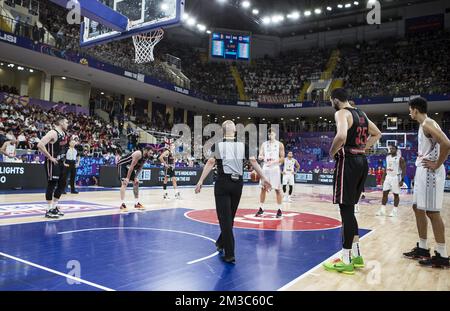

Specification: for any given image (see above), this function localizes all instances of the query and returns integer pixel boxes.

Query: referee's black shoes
[215,243,224,253]
[222,256,236,264]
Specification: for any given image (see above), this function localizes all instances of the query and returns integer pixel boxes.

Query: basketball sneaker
[418,251,449,269]
[323,258,355,275]
[403,243,431,260]
[376,206,386,216]
[389,207,398,217]
[120,203,127,210]
[352,256,365,268]
[355,204,360,213]
[134,203,145,210]
[276,209,282,218]
[163,193,170,200]
[45,209,59,219]
[255,208,264,217]
[54,206,64,216]
[175,192,181,200]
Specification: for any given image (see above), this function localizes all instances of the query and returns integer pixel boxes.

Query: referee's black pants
[65,160,77,191]
[214,175,243,258]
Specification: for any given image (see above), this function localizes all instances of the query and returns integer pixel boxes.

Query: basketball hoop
[132,28,164,64]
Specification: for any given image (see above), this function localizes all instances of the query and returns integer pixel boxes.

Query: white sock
[134,198,139,205]
[419,238,428,249]
[352,242,361,257]
[436,243,448,258]
[121,201,125,206]
[47,202,53,211]
[277,204,282,211]
[52,201,58,209]
[260,203,264,210]
[341,248,352,265]
[380,205,386,210]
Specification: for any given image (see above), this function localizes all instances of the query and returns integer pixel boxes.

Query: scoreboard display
[211,32,251,61]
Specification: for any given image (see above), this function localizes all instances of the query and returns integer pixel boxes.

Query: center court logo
[185,209,341,231]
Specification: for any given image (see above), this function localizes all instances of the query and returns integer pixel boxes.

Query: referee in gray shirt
[195,120,271,264]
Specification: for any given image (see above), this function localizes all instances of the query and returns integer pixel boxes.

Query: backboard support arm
[49,0,128,32]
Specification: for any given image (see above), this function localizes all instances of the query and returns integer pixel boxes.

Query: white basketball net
[132,28,164,64]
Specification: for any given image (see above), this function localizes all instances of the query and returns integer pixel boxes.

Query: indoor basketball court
[0,184,448,291]
[0,0,449,305]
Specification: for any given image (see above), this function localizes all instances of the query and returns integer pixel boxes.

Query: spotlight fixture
[241,1,250,9]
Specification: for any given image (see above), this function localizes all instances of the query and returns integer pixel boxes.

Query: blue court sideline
[0,208,369,291]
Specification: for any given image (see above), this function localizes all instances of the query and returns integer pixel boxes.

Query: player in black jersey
[323,88,381,275]
[37,117,69,219]
[118,146,152,210]
[159,146,180,200]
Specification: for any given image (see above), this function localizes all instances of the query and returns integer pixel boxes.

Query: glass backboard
[80,0,184,47]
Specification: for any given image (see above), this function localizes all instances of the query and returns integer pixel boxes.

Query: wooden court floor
[0,184,448,291]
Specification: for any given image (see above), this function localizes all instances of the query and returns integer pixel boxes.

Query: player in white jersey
[282,151,300,202]
[376,145,406,217]
[255,129,285,218]
[403,97,449,268]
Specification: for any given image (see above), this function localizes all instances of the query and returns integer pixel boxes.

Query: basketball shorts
[282,172,295,186]
[261,166,281,190]
[413,166,445,212]
[45,160,64,181]
[165,166,175,178]
[383,175,401,194]
[333,155,368,205]
[118,164,137,183]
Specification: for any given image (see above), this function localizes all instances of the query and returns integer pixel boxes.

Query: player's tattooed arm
[365,119,382,151]
[126,151,141,181]
[422,119,450,169]
[37,130,58,163]
[329,110,349,157]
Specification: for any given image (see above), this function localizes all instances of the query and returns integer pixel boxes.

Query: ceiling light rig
[189,0,365,31]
